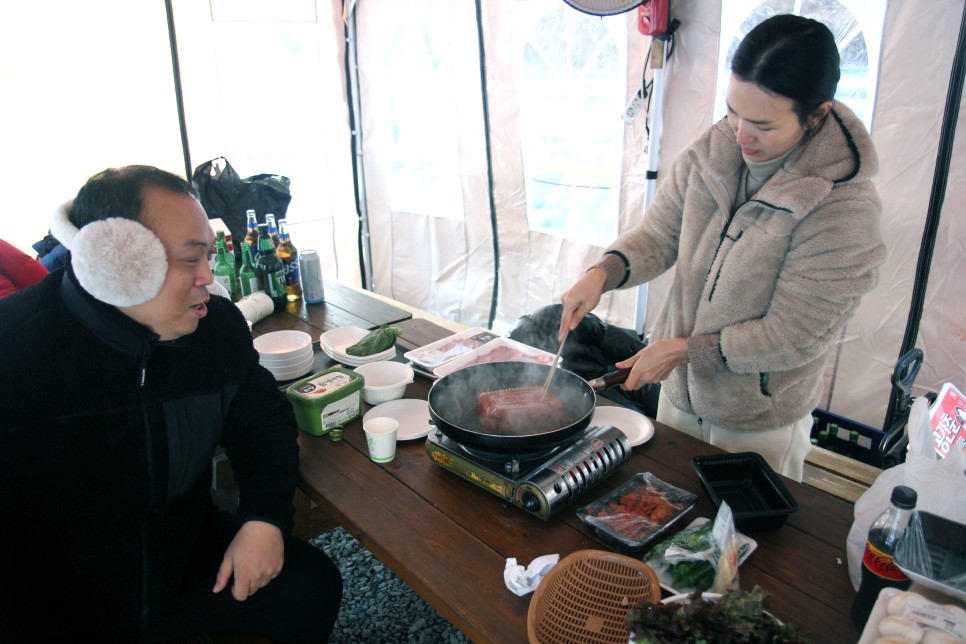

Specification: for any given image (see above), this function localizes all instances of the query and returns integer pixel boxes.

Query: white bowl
[254,330,312,356]
[259,345,314,367]
[353,361,414,405]
[266,355,315,381]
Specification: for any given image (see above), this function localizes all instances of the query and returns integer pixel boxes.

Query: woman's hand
[213,520,285,601]
[615,338,689,390]
[558,268,607,341]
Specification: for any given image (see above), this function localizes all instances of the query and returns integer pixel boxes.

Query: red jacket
[0,238,47,298]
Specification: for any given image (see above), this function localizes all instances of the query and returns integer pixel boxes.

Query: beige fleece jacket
[598,101,886,431]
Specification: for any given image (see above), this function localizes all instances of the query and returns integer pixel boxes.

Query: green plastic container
[286,367,364,436]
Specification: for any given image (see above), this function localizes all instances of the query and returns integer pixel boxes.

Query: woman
[558,14,885,481]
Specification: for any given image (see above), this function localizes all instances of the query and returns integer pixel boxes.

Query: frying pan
[427,361,629,452]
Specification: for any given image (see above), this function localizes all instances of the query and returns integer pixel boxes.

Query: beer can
[299,249,325,303]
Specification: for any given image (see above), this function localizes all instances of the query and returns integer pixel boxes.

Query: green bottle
[212,238,239,302]
[255,223,287,312]
[848,430,860,459]
[824,423,837,452]
[238,242,261,297]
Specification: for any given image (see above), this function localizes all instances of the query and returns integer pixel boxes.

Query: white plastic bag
[847,397,966,589]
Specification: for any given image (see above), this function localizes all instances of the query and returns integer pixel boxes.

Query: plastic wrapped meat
[476,386,571,434]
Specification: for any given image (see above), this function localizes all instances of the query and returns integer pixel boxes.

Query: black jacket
[0,267,299,640]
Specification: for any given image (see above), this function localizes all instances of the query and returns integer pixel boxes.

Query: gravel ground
[310,527,472,644]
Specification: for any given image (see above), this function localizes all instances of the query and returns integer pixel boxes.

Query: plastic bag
[645,509,753,593]
[847,396,966,589]
[191,157,292,261]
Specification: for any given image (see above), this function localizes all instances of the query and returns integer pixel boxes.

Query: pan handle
[587,368,631,390]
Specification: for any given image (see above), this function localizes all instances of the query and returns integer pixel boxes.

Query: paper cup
[363,417,398,463]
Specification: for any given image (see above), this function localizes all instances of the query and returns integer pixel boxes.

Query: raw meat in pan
[476,386,572,434]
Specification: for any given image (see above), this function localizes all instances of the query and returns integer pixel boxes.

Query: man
[0,166,341,642]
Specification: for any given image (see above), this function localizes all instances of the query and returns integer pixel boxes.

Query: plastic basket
[527,549,661,644]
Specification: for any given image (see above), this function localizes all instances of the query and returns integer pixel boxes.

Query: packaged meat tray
[578,472,698,552]
[403,327,499,370]
[432,337,557,378]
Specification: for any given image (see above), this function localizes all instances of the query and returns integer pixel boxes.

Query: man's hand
[616,338,689,390]
[213,520,285,601]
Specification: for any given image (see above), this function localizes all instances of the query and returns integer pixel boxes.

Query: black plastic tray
[691,452,799,531]
[895,511,966,600]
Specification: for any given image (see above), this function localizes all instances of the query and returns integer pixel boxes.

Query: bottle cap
[891,485,917,509]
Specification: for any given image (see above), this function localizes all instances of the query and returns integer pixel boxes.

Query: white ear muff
[52,204,168,307]
[73,219,168,306]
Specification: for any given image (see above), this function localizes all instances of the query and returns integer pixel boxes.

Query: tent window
[714,0,886,130]
[520,4,626,247]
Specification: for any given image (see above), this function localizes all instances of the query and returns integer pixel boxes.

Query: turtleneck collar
[61,262,160,358]
[744,145,798,199]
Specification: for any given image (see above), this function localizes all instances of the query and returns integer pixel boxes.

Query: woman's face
[725,74,808,163]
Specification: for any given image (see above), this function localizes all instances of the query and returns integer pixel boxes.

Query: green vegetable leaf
[345,325,402,356]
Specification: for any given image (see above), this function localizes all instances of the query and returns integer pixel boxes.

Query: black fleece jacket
[0,266,299,640]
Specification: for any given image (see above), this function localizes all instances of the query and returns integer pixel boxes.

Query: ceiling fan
[561,0,645,17]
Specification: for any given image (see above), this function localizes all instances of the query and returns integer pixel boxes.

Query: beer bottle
[277,219,302,302]
[212,238,240,302]
[254,223,287,312]
[243,210,260,262]
[238,241,261,297]
[827,423,840,452]
[847,430,860,459]
[851,486,917,627]
[265,214,280,248]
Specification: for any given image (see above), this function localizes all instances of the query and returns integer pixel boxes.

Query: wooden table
[256,292,862,644]
[251,278,413,339]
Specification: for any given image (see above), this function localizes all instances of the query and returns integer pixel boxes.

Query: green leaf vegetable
[626,586,809,643]
[646,522,750,592]
[345,325,403,357]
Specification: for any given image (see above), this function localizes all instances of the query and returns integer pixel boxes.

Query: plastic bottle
[851,485,917,627]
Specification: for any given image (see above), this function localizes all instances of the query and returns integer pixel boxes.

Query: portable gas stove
[425,425,630,520]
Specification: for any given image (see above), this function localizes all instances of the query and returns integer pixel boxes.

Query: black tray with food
[691,452,798,531]
[577,472,697,552]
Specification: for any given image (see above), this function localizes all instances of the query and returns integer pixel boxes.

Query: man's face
[118,188,215,340]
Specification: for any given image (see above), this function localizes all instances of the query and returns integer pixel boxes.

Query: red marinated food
[476,386,571,433]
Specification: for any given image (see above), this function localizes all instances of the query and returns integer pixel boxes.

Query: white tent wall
[0,1,186,253]
[1,0,360,288]
[484,2,647,335]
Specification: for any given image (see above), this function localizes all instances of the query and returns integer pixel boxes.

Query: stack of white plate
[254,330,315,380]
[320,326,396,367]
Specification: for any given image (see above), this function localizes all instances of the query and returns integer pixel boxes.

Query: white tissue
[504,554,559,596]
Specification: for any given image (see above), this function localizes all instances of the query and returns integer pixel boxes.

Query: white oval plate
[363,399,434,441]
[591,406,654,446]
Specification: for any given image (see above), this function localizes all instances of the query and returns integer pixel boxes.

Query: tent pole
[633,38,666,335]
[883,4,966,430]
[345,4,374,291]
[164,0,191,180]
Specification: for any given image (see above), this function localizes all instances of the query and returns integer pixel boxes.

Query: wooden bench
[803,445,882,503]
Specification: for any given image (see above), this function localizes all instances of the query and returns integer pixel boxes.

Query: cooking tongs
[540,329,569,398]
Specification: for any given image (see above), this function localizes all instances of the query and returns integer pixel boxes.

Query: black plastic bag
[507,304,659,417]
[191,157,292,260]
